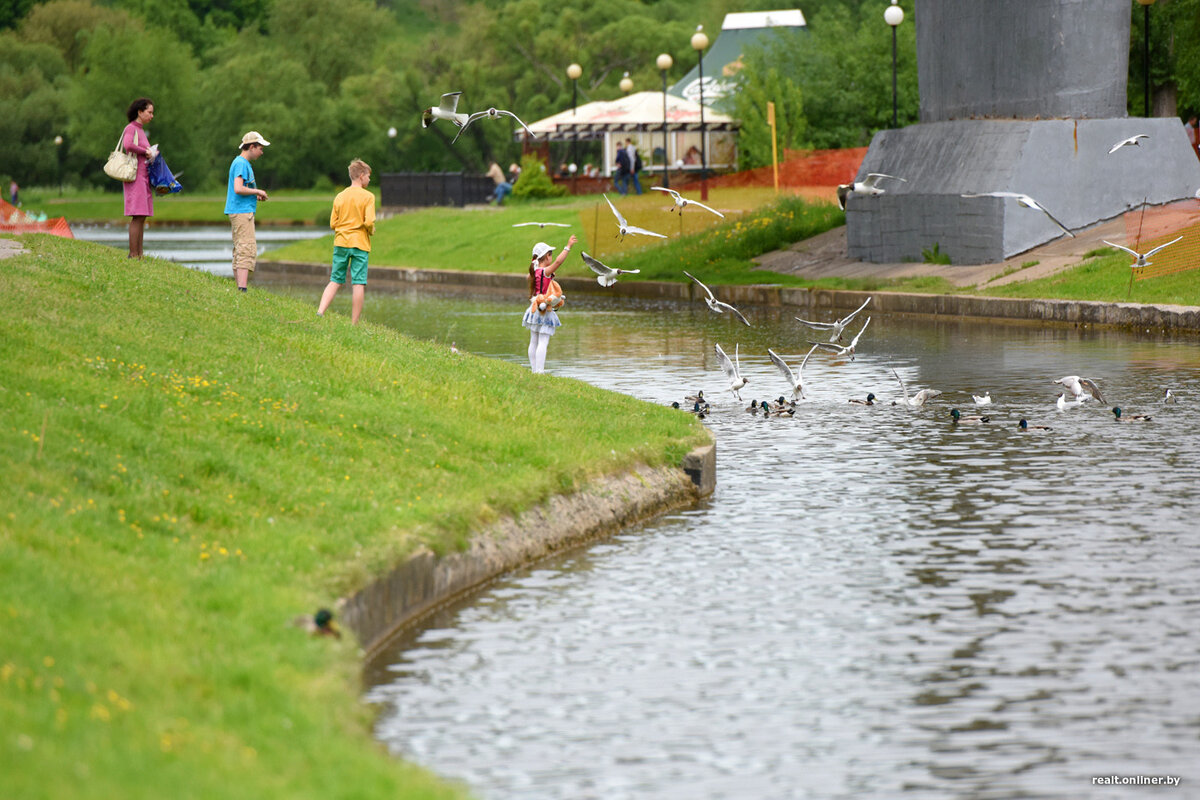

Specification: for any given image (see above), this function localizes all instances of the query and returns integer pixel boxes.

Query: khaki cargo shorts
[229,212,256,273]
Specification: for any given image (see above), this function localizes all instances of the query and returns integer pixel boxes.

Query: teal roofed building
[670,10,808,110]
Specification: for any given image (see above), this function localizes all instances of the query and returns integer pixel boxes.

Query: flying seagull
[808,317,871,361]
[580,251,640,287]
[421,92,469,134]
[961,191,1075,238]
[768,344,819,401]
[603,194,667,240]
[794,296,871,343]
[513,222,571,229]
[683,270,751,326]
[1054,375,1104,404]
[1102,236,1183,269]
[837,173,906,210]
[714,343,748,401]
[650,186,725,218]
[452,106,537,144]
[891,367,942,407]
[1108,134,1149,154]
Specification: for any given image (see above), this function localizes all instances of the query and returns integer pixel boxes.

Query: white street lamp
[657,52,673,189]
[884,1,904,128]
[691,25,710,200]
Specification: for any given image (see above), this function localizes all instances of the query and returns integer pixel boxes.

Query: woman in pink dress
[122,97,155,258]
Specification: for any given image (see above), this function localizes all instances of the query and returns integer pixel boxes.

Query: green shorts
[331,246,369,285]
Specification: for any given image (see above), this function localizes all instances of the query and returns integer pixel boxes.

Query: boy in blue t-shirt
[225,131,270,292]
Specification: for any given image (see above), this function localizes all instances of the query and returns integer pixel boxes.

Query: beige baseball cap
[238,131,270,150]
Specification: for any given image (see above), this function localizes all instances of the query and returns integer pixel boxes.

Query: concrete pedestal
[846,119,1200,265]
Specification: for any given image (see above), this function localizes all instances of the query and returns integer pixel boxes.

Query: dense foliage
[1,0,1192,191]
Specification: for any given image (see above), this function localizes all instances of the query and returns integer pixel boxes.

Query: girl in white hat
[523,234,577,373]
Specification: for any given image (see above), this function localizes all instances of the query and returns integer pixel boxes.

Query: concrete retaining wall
[343,447,715,658]
[258,261,1200,333]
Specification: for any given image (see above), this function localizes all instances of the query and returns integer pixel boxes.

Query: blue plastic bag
[148,154,183,194]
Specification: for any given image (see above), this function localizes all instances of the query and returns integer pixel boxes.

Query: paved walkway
[753,217,1128,288]
[0,238,28,260]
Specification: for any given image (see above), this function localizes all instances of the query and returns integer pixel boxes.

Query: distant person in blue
[224,131,270,292]
[624,139,643,195]
[487,161,512,204]
[613,144,631,195]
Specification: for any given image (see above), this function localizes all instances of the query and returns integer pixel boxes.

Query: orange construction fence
[1,199,74,239]
[1120,198,1200,281]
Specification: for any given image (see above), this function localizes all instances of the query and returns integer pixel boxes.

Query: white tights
[528,331,551,373]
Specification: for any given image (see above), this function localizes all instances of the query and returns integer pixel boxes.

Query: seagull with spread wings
[891,367,942,407]
[1102,236,1183,269]
[768,345,819,401]
[650,186,725,218]
[452,106,537,144]
[713,343,748,401]
[836,173,906,210]
[603,194,667,240]
[580,251,640,287]
[421,92,469,134]
[1054,375,1104,404]
[961,191,1075,238]
[683,270,751,326]
[794,296,871,343]
[808,317,871,361]
[1108,134,1149,154]
[513,222,570,229]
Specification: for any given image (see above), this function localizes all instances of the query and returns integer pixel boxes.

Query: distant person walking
[625,139,643,195]
[123,98,157,258]
[523,234,577,373]
[613,144,631,195]
[224,131,270,292]
[317,159,376,325]
[9,179,18,208]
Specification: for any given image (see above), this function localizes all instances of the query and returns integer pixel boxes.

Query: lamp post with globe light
[691,25,709,201]
[884,1,904,128]
[54,134,64,195]
[657,52,673,189]
[568,63,582,193]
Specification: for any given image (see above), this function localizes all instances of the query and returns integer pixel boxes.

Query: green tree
[730,55,807,170]
[0,31,70,186]
[67,23,202,184]
[18,0,136,70]
[265,0,396,92]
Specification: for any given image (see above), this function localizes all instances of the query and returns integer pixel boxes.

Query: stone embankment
[259,260,1200,333]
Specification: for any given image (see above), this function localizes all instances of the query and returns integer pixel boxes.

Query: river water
[72,224,327,275]
[266,285,1200,799]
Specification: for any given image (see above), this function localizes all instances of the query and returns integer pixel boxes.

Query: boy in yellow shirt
[317,159,376,324]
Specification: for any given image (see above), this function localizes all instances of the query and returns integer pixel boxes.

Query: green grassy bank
[0,234,708,799]
[24,187,357,226]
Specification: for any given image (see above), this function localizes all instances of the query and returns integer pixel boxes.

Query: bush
[511,154,567,200]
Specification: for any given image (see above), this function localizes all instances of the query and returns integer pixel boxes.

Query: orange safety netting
[675,146,868,191]
[1121,198,1200,281]
[1,199,75,239]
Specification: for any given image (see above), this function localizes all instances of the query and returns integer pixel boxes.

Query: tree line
[1,0,1193,191]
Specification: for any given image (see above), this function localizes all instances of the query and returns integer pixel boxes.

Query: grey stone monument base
[846,119,1200,265]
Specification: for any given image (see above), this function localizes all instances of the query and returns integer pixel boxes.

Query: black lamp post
[657,53,673,189]
[692,25,709,201]
[568,62,582,193]
[1137,0,1156,117]
[885,1,904,128]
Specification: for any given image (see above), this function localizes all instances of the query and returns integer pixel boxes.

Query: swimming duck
[684,390,706,405]
[1112,406,1151,422]
[950,408,989,424]
[293,608,341,639]
[848,392,877,406]
[690,401,708,420]
[745,399,761,414]
[1018,419,1051,431]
